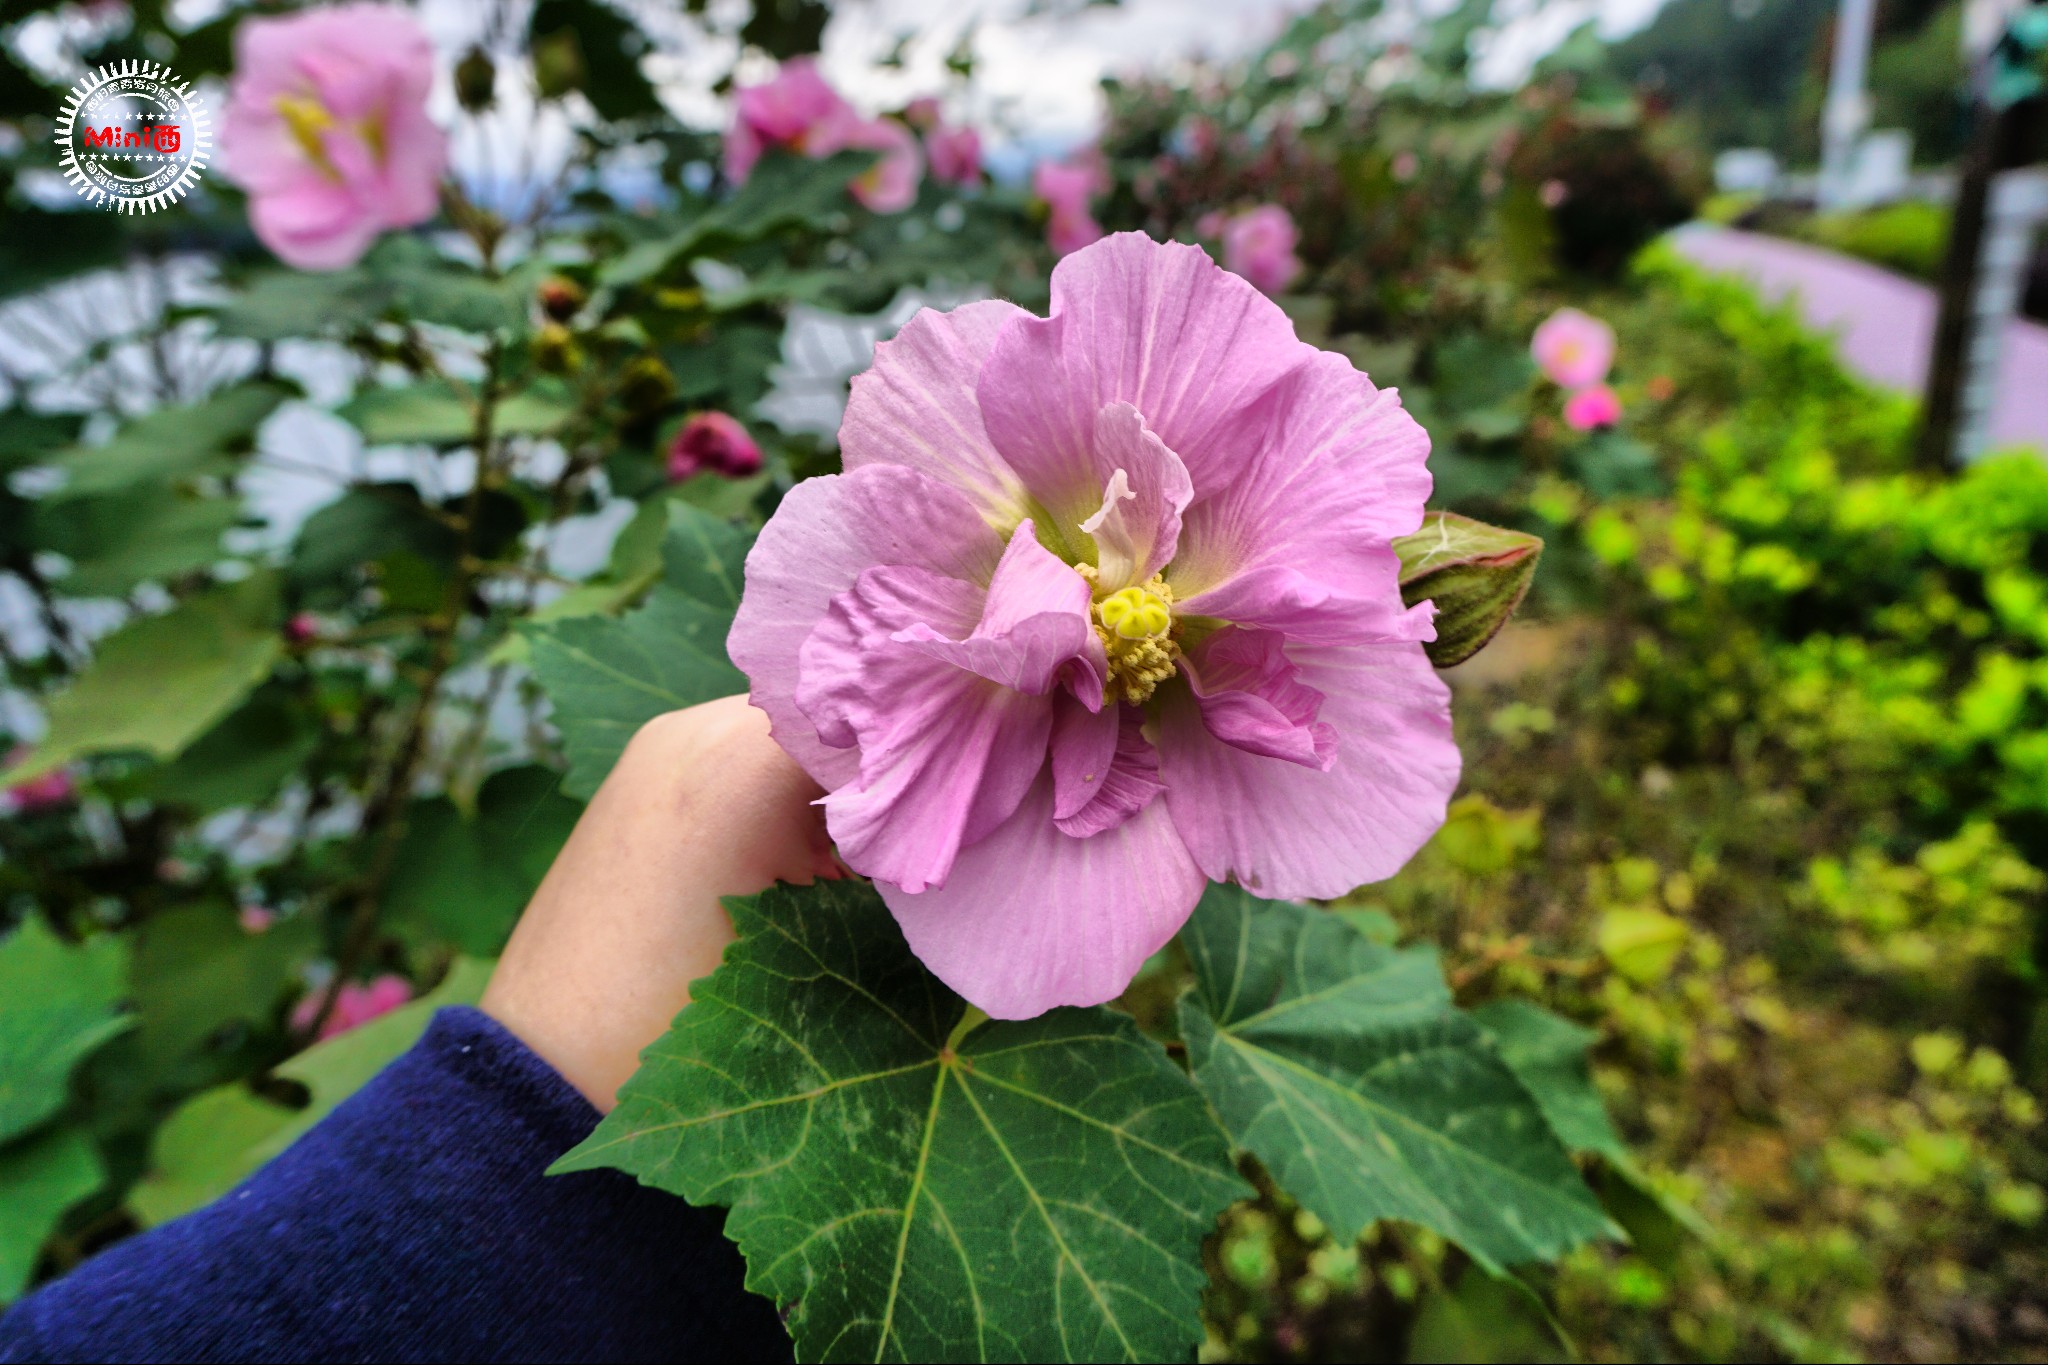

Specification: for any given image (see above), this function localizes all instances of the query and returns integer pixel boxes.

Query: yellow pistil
[1077,566,1182,705]
[275,93,339,177]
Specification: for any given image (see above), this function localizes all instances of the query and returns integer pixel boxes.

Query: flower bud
[618,355,676,416]
[537,275,585,322]
[1392,511,1543,669]
[532,322,582,375]
[667,411,764,481]
[283,612,320,645]
[455,46,496,113]
[532,29,585,102]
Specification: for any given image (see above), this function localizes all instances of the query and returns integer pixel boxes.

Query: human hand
[480,695,837,1111]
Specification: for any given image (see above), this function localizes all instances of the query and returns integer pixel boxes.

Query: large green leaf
[1469,1000,1626,1164]
[130,904,318,1078]
[3,572,284,783]
[526,504,750,797]
[385,766,582,956]
[143,684,321,816]
[1177,886,1614,1271]
[49,382,290,499]
[32,488,239,596]
[129,959,491,1226]
[340,379,574,446]
[555,880,1248,1363]
[0,1127,103,1303]
[0,921,130,1144]
[600,151,873,289]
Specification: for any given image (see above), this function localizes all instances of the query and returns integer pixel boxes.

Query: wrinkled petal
[1180,627,1335,770]
[1050,699,1166,838]
[1073,402,1191,591]
[1158,639,1459,898]
[729,466,1006,788]
[882,768,1204,1018]
[977,232,1308,500]
[841,300,1033,521]
[799,565,1052,893]
[896,523,1099,697]
[1173,555,1435,647]
[1170,348,1431,596]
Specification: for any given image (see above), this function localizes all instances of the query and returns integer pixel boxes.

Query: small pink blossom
[284,612,320,644]
[731,233,1457,1019]
[292,973,413,1041]
[1531,307,1616,391]
[221,5,448,271]
[1563,383,1623,430]
[903,96,942,131]
[1217,205,1303,296]
[924,123,982,187]
[239,905,277,935]
[1033,160,1105,257]
[668,411,764,481]
[841,117,924,213]
[1390,151,1419,182]
[5,752,74,814]
[724,56,854,184]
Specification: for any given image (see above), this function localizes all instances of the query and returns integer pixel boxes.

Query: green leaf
[1470,1000,1626,1164]
[130,904,318,1078]
[1393,511,1543,668]
[3,573,284,783]
[600,151,873,289]
[555,880,1248,1363]
[1596,908,1687,985]
[32,488,239,596]
[1177,886,1614,1271]
[214,266,382,341]
[49,382,290,500]
[386,767,582,956]
[525,504,751,798]
[1408,1268,1569,1364]
[129,959,491,1227]
[340,379,573,446]
[0,921,130,1144]
[143,684,321,815]
[0,410,83,476]
[0,1127,103,1303]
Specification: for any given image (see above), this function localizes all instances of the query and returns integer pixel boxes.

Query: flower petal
[729,466,1006,788]
[976,232,1309,503]
[881,767,1204,1018]
[1173,555,1435,647]
[799,564,1052,893]
[840,299,1034,521]
[1158,639,1459,897]
[1180,627,1336,770]
[1050,699,1167,838]
[1075,402,1191,592]
[895,522,1100,697]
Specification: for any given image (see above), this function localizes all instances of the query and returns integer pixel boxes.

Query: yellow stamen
[275,93,338,177]
[1079,570,1182,705]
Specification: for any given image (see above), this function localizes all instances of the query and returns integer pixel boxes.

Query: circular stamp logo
[54,60,211,215]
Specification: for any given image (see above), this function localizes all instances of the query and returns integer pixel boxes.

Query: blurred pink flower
[1218,205,1303,295]
[292,974,413,1041]
[724,56,854,183]
[1390,151,1419,183]
[1563,383,1623,431]
[730,232,1456,1019]
[221,4,447,271]
[903,96,942,131]
[5,750,74,813]
[239,905,277,934]
[841,116,924,213]
[1531,307,1616,391]
[924,123,982,187]
[284,612,320,644]
[667,411,764,481]
[1033,160,1104,257]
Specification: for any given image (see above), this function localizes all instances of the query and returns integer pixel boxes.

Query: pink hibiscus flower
[840,116,924,213]
[291,973,414,1041]
[1531,307,1615,391]
[723,56,854,184]
[667,411,764,481]
[925,123,982,187]
[1563,383,1623,431]
[1033,160,1105,257]
[730,232,1459,1019]
[221,5,448,272]
[1217,204,1304,295]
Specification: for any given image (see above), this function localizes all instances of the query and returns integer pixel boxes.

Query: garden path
[1670,223,2048,454]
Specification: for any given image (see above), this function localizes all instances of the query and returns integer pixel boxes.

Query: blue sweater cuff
[0,1006,791,1364]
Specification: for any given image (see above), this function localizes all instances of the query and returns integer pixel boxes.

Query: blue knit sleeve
[0,1006,792,1364]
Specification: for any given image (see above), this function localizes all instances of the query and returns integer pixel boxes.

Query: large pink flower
[731,233,1459,1019]
[1531,307,1615,391]
[1218,204,1304,295]
[221,4,447,272]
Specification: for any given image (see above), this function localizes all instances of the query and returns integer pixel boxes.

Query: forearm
[0,1007,790,1364]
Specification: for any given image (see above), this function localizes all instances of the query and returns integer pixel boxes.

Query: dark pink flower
[284,612,320,644]
[1563,384,1622,430]
[221,5,447,271]
[292,973,414,1041]
[1218,205,1303,295]
[925,124,982,187]
[5,756,75,813]
[724,56,854,183]
[730,233,1456,1019]
[668,412,764,481]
